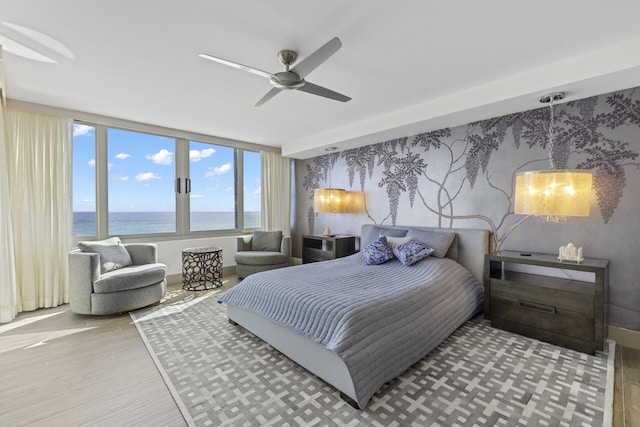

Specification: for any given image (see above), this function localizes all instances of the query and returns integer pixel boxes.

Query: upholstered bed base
[227,304,359,404]
[226,225,490,407]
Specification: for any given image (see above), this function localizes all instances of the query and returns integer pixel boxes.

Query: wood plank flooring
[615,344,640,426]
[0,276,638,426]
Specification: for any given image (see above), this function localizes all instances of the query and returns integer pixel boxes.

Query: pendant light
[514,92,593,222]
[314,147,347,213]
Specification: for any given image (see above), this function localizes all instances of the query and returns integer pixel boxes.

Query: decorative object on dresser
[558,241,584,263]
[484,250,608,354]
[302,234,356,263]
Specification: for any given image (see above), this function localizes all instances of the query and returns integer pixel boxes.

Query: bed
[218,224,490,409]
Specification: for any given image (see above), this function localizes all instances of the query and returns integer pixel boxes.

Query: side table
[484,250,608,354]
[182,246,223,291]
[302,235,357,263]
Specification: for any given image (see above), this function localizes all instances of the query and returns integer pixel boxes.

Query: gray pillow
[78,236,133,273]
[361,226,408,248]
[251,231,283,252]
[405,229,456,258]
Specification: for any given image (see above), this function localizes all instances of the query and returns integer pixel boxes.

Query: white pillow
[383,235,412,250]
[78,236,133,273]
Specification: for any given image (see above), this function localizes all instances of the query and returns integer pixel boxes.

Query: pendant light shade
[313,188,347,213]
[513,92,593,221]
[514,169,592,218]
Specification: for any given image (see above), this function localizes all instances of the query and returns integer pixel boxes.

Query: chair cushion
[235,251,288,266]
[251,231,283,252]
[78,237,133,273]
[93,263,167,293]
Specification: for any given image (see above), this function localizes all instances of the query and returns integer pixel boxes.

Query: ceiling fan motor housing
[270,71,305,90]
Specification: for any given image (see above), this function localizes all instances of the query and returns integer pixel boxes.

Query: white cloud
[118,176,129,182]
[190,194,206,199]
[135,172,161,182]
[73,124,93,137]
[223,186,234,193]
[204,163,232,177]
[253,186,261,195]
[146,149,173,165]
[114,152,131,160]
[190,148,215,162]
[88,159,113,168]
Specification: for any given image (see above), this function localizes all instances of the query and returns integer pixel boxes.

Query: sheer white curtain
[3,108,73,316]
[261,151,291,235]
[0,103,18,322]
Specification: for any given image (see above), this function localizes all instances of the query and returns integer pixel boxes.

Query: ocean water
[73,211,261,236]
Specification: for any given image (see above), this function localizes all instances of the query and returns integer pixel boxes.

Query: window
[72,123,96,237]
[189,141,236,232]
[72,122,263,238]
[243,150,262,229]
[108,128,177,235]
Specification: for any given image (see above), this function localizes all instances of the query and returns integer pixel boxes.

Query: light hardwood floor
[1,277,638,426]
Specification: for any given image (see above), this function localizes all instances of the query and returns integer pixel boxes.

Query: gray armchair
[69,238,167,315]
[234,231,291,279]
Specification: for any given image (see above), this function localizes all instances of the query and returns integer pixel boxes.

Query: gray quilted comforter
[218,252,483,408]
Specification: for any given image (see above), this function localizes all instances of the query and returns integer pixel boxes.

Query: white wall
[155,236,239,276]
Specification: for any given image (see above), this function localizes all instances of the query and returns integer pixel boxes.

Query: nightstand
[302,235,357,264]
[484,251,608,354]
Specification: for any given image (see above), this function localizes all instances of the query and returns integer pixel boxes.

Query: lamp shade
[514,170,592,217]
[313,188,347,213]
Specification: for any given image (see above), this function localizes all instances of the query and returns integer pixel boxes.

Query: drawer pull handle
[519,300,556,314]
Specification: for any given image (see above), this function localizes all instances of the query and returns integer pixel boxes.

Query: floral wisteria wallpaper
[293,86,640,331]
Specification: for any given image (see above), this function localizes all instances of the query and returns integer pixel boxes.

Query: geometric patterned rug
[131,295,614,427]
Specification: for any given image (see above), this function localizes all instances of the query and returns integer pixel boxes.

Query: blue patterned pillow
[362,235,394,265]
[393,240,435,266]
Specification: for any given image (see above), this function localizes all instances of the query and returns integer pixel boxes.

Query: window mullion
[236,148,244,231]
[95,124,109,239]
[176,138,189,235]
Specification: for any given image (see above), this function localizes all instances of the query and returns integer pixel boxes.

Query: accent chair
[234,231,291,279]
[69,237,167,315]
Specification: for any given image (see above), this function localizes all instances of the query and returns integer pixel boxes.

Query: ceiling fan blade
[255,87,282,107]
[198,53,272,79]
[291,37,342,79]
[297,82,351,103]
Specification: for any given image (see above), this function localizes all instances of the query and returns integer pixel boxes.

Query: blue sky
[72,124,261,212]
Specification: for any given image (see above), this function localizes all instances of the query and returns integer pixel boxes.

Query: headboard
[360,224,490,284]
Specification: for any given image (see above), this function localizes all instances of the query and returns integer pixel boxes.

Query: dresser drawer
[491,280,595,342]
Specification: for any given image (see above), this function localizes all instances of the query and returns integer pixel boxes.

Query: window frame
[72,120,264,241]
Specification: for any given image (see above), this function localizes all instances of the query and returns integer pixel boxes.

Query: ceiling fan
[199,37,351,107]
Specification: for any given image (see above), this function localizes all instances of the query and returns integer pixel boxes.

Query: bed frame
[227,225,490,407]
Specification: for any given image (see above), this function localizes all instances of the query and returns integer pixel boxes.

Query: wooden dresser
[484,251,608,354]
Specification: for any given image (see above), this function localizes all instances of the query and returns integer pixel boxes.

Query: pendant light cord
[548,100,556,170]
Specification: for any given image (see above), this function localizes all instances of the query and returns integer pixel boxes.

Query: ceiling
[2,1,640,159]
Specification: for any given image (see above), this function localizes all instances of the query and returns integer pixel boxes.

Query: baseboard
[167,273,182,285]
[608,325,640,350]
